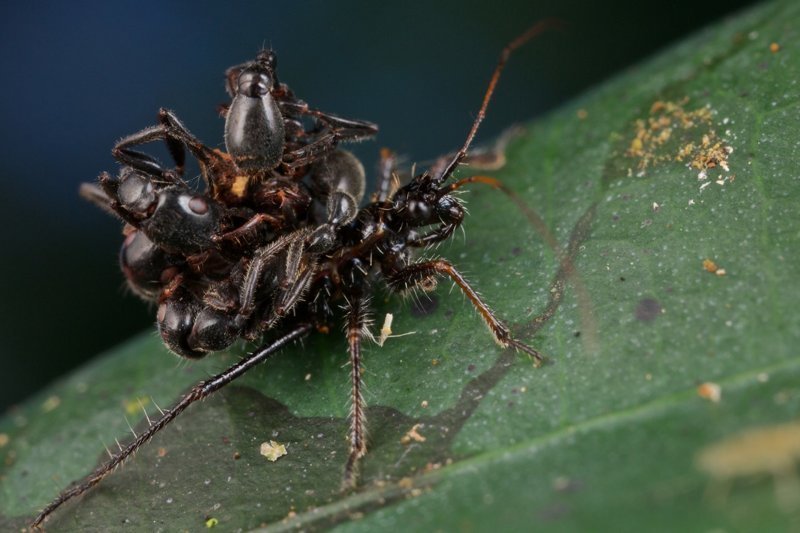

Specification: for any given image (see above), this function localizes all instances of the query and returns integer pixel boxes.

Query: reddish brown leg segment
[389,259,543,365]
[342,296,368,489]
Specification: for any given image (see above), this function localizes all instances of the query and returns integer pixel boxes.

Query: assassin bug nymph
[32,21,556,529]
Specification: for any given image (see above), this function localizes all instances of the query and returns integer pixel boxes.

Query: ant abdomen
[187,308,239,353]
[157,290,207,359]
[157,283,241,357]
[225,66,285,174]
[119,229,181,301]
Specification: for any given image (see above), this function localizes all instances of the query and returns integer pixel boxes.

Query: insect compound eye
[237,70,272,98]
[117,170,156,215]
[406,198,431,221]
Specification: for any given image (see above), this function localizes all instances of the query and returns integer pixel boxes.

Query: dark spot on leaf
[444,308,454,319]
[467,364,476,372]
[511,247,522,256]
[635,298,662,322]
[574,331,581,338]
[619,276,626,282]
[410,294,438,317]
[538,502,571,522]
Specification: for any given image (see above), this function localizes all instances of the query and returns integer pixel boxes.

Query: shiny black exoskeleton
[81,48,376,359]
[224,50,286,173]
[36,21,557,529]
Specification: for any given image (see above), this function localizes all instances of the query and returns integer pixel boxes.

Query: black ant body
[79,50,375,358]
[32,21,555,529]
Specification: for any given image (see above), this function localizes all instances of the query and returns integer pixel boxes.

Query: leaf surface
[3,2,800,530]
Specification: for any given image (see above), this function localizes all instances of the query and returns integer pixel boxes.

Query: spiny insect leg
[388,259,543,365]
[342,296,369,489]
[31,324,311,530]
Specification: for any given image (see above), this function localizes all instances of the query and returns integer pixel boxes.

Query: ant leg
[112,124,180,181]
[156,108,224,170]
[79,172,144,228]
[113,109,222,181]
[235,228,312,324]
[306,151,366,252]
[387,259,543,365]
[279,100,378,140]
[30,324,312,530]
[342,295,369,489]
[265,259,318,328]
[78,182,120,219]
[212,212,282,247]
[373,148,398,203]
[282,127,373,170]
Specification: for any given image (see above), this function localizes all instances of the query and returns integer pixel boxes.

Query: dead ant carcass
[32,21,554,529]
[80,51,377,357]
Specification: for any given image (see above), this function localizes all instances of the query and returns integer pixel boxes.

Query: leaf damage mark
[635,298,663,322]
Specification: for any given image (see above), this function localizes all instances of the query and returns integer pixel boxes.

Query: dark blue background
[0,0,756,410]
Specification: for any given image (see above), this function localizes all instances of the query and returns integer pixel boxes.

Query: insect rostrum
[32,21,554,529]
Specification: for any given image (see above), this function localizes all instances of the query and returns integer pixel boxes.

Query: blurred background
[0,0,757,411]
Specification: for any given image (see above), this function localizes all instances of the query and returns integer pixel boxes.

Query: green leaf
[3,2,799,530]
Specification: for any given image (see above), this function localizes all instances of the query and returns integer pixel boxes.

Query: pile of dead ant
[32,21,556,529]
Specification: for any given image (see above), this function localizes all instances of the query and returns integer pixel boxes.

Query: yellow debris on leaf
[260,440,288,462]
[41,396,61,413]
[697,382,722,403]
[401,423,427,445]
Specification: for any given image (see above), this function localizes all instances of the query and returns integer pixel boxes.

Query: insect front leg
[387,258,543,365]
[112,125,182,180]
[279,100,378,142]
[305,150,366,252]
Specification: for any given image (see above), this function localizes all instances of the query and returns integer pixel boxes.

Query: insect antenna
[433,18,563,185]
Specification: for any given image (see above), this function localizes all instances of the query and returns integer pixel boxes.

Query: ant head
[225,50,278,99]
[117,168,157,217]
